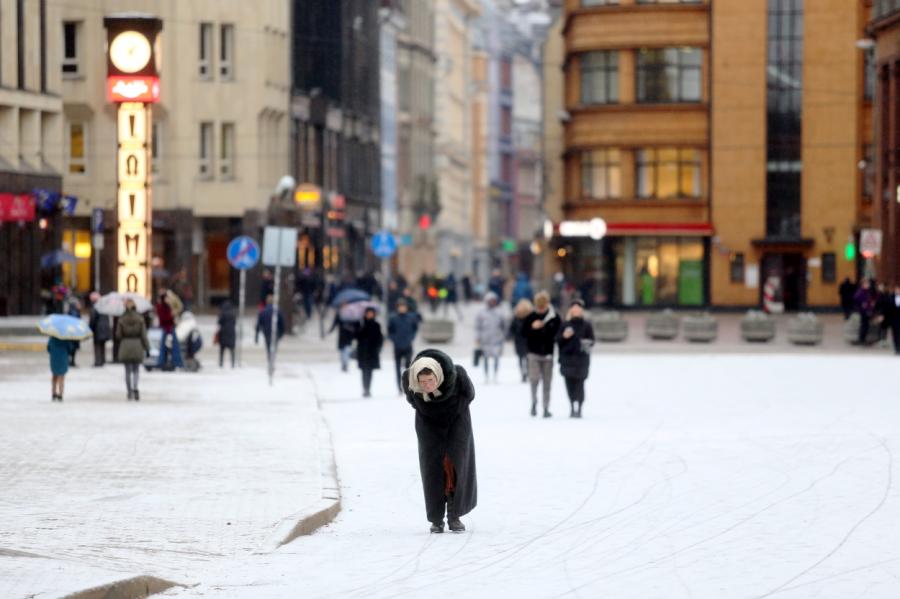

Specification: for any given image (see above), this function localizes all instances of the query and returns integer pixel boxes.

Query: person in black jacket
[523,291,561,418]
[388,299,420,394]
[556,299,594,418]
[217,300,237,368]
[402,348,477,534]
[885,283,900,354]
[88,292,111,367]
[330,307,361,372]
[838,277,856,320]
[509,298,533,383]
[255,294,285,361]
[356,307,384,397]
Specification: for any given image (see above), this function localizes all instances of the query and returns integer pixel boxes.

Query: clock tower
[104,16,162,297]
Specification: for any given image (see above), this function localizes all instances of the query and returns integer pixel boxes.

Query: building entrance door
[761,253,806,311]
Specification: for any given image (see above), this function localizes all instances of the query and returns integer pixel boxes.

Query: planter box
[645,309,679,340]
[787,313,824,345]
[683,313,718,343]
[592,311,628,342]
[419,319,454,343]
[843,313,880,345]
[741,310,775,342]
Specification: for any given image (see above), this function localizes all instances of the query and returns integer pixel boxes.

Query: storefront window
[614,237,705,306]
[61,229,91,293]
[581,148,621,199]
[636,148,701,199]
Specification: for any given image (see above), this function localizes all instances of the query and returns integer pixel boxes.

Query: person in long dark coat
[886,283,900,355]
[330,308,360,372]
[839,277,856,320]
[556,299,595,418]
[854,280,876,345]
[402,349,477,534]
[217,300,237,368]
[509,298,533,383]
[356,307,383,397]
[88,292,111,367]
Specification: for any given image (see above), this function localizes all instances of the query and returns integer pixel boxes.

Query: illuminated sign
[558,218,607,240]
[294,183,322,206]
[107,76,160,103]
[115,102,151,296]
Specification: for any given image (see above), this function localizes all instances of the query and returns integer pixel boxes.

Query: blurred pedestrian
[356,307,383,398]
[116,299,149,400]
[88,291,111,367]
[330,306,360,372]
[854,279,876,346]
[296,268,315,320]
[259,269,275,309]
[217,300,237,368]
[461,274,473,303]
[509,298,533,383]
[511,272,533,307]
[556,299,594,418]
[488,270,505,302]
[66,296,82,367]
[442,273,463,321]
[389,299,419,394]
[47,336,73,402]
[839,277,856,320]
[256,294,285,362]
[475,292,506,383]
[155,291,184,369]
[524,291,561,418]
[875,283,892,346]
[887,283,900,355]
[401,349,477,534]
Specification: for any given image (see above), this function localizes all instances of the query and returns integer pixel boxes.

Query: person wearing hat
[388,299,420,394]
[556,298,594,418]
[402,349,477,533]
[523,290,561,417]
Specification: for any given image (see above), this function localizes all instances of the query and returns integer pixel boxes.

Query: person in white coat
[475,292,506,383]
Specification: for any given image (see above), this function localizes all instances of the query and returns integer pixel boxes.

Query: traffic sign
[227,236,261,270]
[262,226,297,267]
[371,231,397,258]
[92,208,104,233]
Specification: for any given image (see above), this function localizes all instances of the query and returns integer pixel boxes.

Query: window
[580,51,618,104]
[199,122,213,177]
[500,106,512,136]
[199,23,213,78]
[637,148,701,199]
[636,48,702,103]
[730,253,745,283]
[822,253,836,283]
[220,24,234,79]
[151,121,161,174]
[68,122,86,174]
[581,149,621,199]
[501,59,512,90]
[220,122,235,178]
[501,153,513,184]
[62,21,80,76]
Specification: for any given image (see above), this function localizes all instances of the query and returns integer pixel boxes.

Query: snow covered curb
[60,575,180,599]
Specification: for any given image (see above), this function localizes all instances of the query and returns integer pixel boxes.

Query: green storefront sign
[678,260,704,305]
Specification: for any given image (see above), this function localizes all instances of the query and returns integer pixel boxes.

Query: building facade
[56,0,290,307]
[0,0,65,315]
[551,0,869,309]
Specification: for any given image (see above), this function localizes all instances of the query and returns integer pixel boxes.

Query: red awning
[605,222,714,237]
[0,193,35,222]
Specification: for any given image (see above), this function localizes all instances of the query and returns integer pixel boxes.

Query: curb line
[60,575,181,599]
[0,341,44,352]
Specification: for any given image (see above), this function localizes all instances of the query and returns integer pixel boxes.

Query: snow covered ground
[160,351,900,599]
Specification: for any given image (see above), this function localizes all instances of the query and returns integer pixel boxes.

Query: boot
[569,403,576,418]
[543,409,552,418]
[134,390,140,401]
[530,400,537,417]
[446,495,465,532]
[430,521,444,534]
[576,401,582,418]
[127,389,133,400]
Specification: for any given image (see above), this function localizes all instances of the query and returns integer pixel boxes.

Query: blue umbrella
[330,288,370,307]
[36,314,93,341]
[40,250,77,269]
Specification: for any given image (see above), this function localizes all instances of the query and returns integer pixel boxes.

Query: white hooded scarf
[408,356,445,401]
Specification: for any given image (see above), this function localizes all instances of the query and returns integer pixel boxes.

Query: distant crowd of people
[839,277,900,353]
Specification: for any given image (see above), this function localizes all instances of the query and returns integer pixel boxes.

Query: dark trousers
[858,313,872,345]
[219,345,235,368]
[362,367,374,394]
[93,341,106,366]
[893,323,900,354]
[564,377,585,404]
[394,347,412,392]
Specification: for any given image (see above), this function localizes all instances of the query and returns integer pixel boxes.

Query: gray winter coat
[115,309,149,364]
[475,305,506,356]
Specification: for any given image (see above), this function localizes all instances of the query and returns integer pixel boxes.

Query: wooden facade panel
[567,109,708,148]
[566,10,709,53]
[564,202,709,225]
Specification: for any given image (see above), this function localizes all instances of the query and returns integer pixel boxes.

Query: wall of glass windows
[576,147,703,201]
[636,48,702,103]
[580,51,619,104]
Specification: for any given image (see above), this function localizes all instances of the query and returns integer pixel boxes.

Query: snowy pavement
[161,351,900,599]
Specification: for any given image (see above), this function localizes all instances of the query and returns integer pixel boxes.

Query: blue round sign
[371,231,397,258]
[227,236,261,270]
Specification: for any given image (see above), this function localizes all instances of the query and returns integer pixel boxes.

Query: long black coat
[356,318,384,370]
[402,349,477,524]
[556,317,594,380]
[217,306,237,348]
[508,317,528,358]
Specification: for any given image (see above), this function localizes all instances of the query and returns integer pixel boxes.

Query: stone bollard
[740,310,776,342]
[787,312,824,345]
[419,319,455,344]
[843,312,880,345]
[591,311,628,342]
[645,309,680,340]
[683,312,718,343]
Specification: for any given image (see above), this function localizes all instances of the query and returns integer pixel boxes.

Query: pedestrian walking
[47,336,73,402]
[557,299,594,418]
[488,269,506,302]
[886,283,900,355]
[475,292,506,383]
[356,307,383,398]
[402,348,477,534]
[255,294,285,361]
[875,283,892,346]
[217,300,237,368]
[88,292,111,367]
[511,272,534,307]
[66,296,82,367]
[388,299,419,394]
[509,298,533,383]
[155,291,184,369]
[442,273,463,321]
[523,291,561,418]
[854,279,876,346]
[839,277,856,320]
[116,299,149,400]
[330,307,360,372]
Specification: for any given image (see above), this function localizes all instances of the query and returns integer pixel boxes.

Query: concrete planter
[787,313,824,345]
[592,311,628,342]
[843,313,880,345]
[645,309,680,340]
[683,313,718,343]
[741,310,776,342]
[419,319,455,343]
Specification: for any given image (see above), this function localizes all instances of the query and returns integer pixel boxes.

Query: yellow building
[550,0,870,309]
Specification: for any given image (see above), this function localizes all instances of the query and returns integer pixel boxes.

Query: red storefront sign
[0,193,35,222]
[107,75,160,103]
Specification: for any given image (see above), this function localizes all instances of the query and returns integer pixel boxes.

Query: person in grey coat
[402,349,477,534]
[115,299,149,400]
[475,292,506,383]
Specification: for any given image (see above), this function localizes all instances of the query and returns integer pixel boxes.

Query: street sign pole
[262,226,297,386]
[237,268,246,367]
[226,235,261,370]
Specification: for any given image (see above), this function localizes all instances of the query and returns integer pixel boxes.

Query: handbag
[473,348,483,367]
[213,330,220,345]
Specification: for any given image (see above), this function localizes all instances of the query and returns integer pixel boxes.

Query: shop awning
[605,222,714,237]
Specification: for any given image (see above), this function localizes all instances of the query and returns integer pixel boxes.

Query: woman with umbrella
[116,298,150,400]
[38,314,92,402]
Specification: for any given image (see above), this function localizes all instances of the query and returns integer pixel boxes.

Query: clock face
[110,31,152,73]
